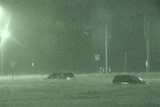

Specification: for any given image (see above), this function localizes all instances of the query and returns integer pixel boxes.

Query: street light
[2,30,9,39]
[0,6,10,75]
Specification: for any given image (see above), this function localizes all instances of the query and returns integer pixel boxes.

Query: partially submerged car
[47,73,74,80]
[113,75,146,84]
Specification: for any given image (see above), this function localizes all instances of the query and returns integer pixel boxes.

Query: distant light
[32,62,34,67]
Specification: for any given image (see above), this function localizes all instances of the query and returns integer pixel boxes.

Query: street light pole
[1,41,4,75]
[1,30,10,75]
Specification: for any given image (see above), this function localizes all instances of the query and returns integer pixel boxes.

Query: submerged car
[47,73,74,79]
[113,75,146,84]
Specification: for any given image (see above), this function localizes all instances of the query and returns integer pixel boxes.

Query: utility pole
[144,16,150,72]
[105,23,108,71]
[124,52,127,72]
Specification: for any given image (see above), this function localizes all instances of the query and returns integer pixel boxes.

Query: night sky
[0,0,160,74]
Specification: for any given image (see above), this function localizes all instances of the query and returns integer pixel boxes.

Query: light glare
[2,30,9,38]
[0,6,3,16]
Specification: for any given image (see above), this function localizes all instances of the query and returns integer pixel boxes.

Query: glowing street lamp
[0,6,10,75]
[2,30,9,39]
